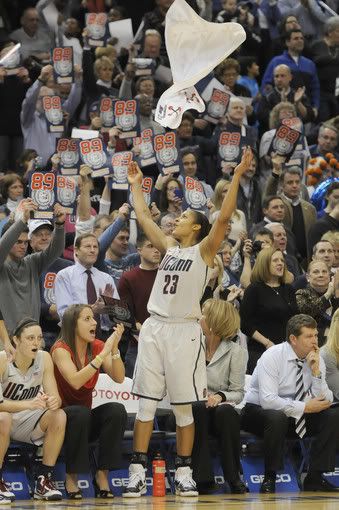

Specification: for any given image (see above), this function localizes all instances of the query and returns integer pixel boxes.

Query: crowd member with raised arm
[0,198,65,335]
[20,64,82,166]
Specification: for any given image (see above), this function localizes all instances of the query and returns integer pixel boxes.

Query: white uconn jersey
[0,351,44,401]
[148,243,213,320]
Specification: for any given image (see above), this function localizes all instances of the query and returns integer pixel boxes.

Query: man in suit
[242,314,339,493]
[265,165,317,264]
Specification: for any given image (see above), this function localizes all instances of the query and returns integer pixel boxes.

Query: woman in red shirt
[51,304,127,499]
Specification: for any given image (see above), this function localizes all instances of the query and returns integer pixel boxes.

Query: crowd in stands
[0,0,338,501]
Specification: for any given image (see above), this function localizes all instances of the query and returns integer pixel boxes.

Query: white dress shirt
[246,342,333,420]
[54,261,119,329]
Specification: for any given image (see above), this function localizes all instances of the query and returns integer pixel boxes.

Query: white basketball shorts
[11,409,47,445]
[132,316,207,404]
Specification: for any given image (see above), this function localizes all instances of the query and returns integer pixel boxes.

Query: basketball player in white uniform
[0,318,66,502]
[123,149,253,497]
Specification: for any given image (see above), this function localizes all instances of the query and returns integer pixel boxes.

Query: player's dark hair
[193,211,211,243]
[12,317,40,339]
[56,304,94,369]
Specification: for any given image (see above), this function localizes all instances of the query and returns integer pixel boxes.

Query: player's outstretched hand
[234,146,253,177]
[127,161,143,186]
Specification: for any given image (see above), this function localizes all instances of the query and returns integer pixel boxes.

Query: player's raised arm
[200,147,253,265]
[128,161,175,255]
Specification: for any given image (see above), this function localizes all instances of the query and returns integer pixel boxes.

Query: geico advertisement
[241,457,299,492]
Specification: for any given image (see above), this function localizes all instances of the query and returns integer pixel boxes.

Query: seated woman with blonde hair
[192,298,248,494]
[321,309,339,401]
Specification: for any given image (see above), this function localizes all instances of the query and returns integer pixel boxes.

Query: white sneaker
[175,467,198,497]
[33,475,62,501]
[123,464,147,498]
[0,479,14,503]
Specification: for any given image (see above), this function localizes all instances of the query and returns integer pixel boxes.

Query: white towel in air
[154,0,246,129]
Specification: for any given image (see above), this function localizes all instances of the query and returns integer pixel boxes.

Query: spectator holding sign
[259,102,310,188]
[215,58,253,119]
[0,198,65,334]
[20,64,82,166]
[82,33,132,115]
[180,149,214,199]
[217,97,258,175]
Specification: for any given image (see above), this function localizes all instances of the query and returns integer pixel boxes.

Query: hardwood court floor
[9,494,339,510]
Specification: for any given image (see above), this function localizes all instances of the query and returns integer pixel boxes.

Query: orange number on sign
[44,272,56,289]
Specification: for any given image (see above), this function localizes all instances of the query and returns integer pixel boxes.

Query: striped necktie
[295,359,306,438]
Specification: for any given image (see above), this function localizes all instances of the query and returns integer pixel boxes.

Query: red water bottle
[152,452,166,496]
